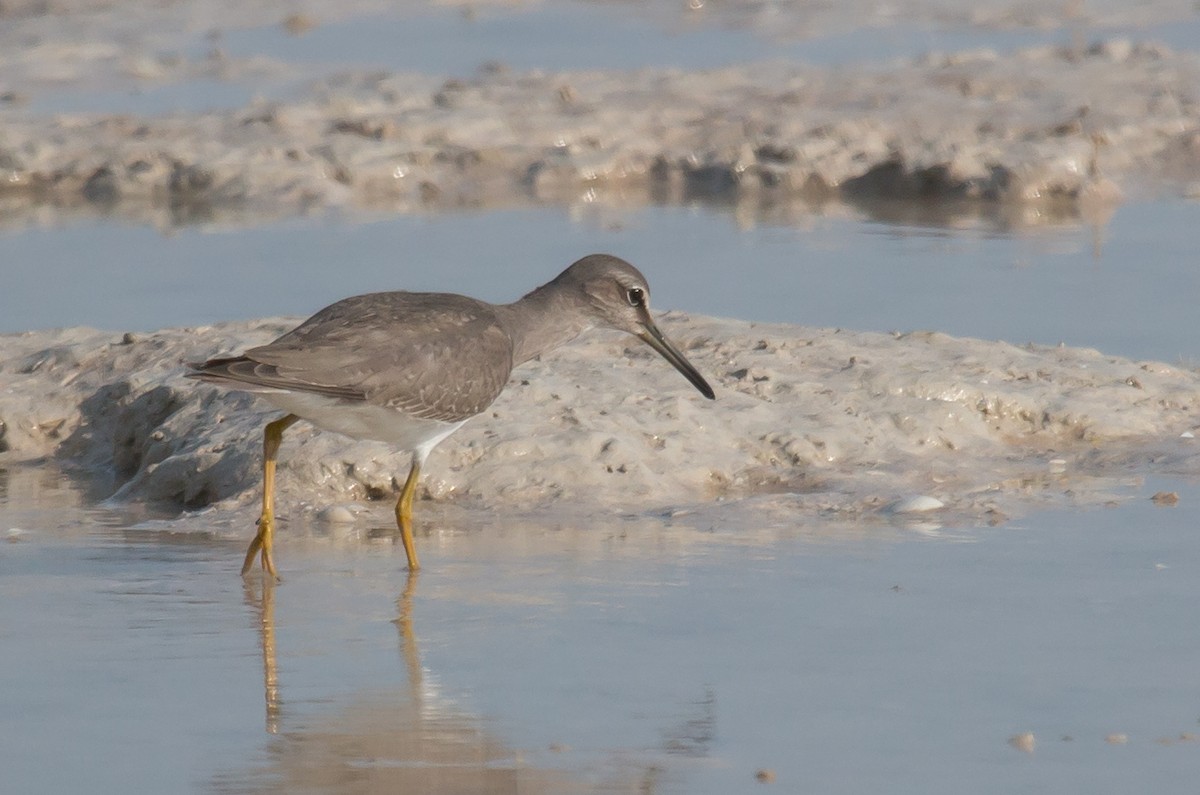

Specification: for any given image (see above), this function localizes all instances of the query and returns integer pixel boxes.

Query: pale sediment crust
[1,2,1199,226]
[2,315,1197,532]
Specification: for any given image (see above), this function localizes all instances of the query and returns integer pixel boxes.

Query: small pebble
[1150,491,1179,506]
[754,769,776,783]
[889,495,944,514]
[282,13,317,35]
[1048,458,1068,473]
[1008,732,1036,753]
[1105,733,1128,745]
[317,504,357,524]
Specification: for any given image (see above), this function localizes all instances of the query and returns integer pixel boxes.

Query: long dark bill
[636,320,715,400]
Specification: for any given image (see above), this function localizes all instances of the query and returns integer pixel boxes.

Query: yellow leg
[394,458,422,571]
[242,413,300,577]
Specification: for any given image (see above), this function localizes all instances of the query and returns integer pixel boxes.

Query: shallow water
[4,467,1199,793]
[220,4,1200,75]
[3,198,1198,363]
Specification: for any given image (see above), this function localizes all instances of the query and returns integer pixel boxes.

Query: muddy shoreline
[3,315,1197,533]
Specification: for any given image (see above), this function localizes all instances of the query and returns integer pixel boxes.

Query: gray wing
[191,292,516,423]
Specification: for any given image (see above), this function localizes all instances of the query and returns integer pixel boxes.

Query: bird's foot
[241,513,279,579]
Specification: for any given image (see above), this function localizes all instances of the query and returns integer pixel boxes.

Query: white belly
[259,391,468,459]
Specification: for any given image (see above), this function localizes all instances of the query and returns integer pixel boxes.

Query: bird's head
[556,254,715,400]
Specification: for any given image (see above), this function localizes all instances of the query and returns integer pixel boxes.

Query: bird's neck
[499,282,594,366]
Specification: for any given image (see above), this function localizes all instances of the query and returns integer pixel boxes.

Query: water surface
[3,198,1197,364]
[3,469,1198,794]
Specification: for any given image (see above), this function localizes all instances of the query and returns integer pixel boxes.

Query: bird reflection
[243,577,281,734]
[236,570,569,793]
[243,571,422,736]
[394,570,422,701]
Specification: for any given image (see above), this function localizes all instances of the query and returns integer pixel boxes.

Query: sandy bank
[2,315,1197,532]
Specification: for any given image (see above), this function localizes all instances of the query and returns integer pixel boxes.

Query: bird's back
[194,291,517,423]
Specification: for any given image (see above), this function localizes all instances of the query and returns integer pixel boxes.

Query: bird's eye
[626,287,645,307]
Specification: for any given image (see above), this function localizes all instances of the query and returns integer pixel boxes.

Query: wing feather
[189,292,515,422]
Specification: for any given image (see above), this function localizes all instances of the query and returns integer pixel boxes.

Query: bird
[188,253,715,577]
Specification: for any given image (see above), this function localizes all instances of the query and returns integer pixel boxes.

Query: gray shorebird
[189,254,714,576]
